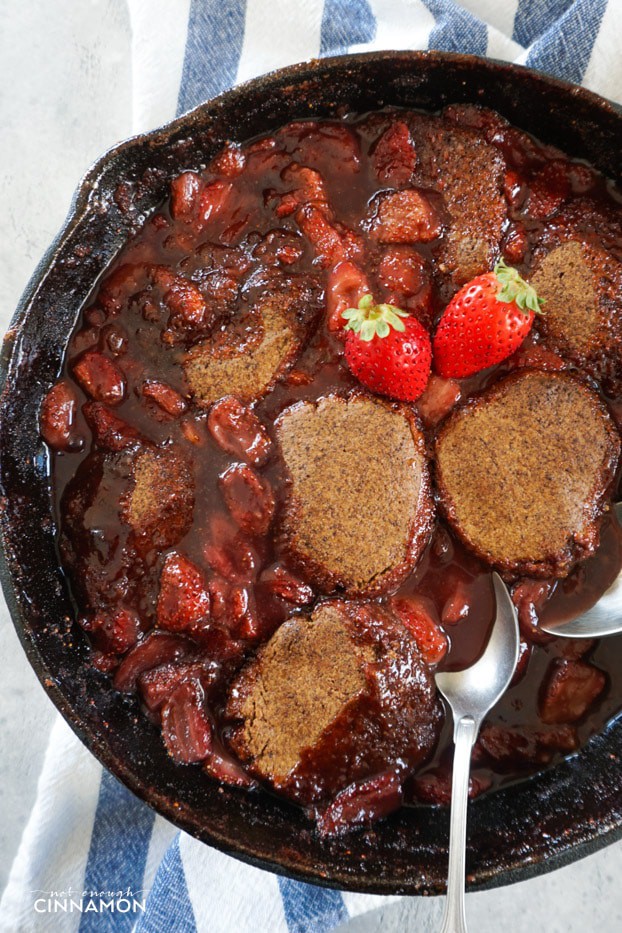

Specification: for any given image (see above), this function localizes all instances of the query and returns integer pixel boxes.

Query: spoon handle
[439,715,478,933]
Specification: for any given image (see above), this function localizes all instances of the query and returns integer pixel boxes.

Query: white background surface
[2,2,622,930]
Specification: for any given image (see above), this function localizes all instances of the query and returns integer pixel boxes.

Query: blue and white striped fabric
[3,2,622,931]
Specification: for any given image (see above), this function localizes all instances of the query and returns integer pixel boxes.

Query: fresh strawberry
[80,607,141,655]
[433,260,544,378]
[341,295,432,402]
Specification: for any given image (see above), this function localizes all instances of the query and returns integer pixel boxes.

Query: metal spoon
[435,573,519,933]
[540,502,622,638]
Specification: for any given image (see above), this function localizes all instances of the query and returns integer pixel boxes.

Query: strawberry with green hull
[341,295,432,402]
[433,260,545,378]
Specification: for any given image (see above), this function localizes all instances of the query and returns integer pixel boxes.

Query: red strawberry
[433,260,544,378]
[390,596,448,665]
[157,552,211,635]
[341,295,432,402]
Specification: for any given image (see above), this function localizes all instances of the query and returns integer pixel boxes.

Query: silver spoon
[540,502,622,638]
[435,573,519,933]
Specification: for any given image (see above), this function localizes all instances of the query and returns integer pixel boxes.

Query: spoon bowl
[540,503,622,639]
[436,574,521,732]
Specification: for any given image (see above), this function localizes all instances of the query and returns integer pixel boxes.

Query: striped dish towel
[2,2,622,932]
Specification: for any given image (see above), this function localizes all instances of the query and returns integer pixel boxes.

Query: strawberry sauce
[43,106,622,820]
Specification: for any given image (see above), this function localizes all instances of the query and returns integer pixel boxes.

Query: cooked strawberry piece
[83,402,141,451]
[274,193,297,218]
[226,584,249,624]
[205,576,257,640]
[287,122,360,172]
[229,588,260,640]
[139,659,221,713]
[502,223,528,264]
[377,246,431,304]
[140,662,198,712]
[170,171,201,220]
[512,579,555,645]
[511,638,532,686]
[340,228,365,263]
[99,263,146,314]
[157,552,211,635]
[91,650,119,673]
[253,230,304,267]
[326,260,370,331]
[113,632,192,693]
[276,164,329,217]
[80,607,141,655]
[478,722,578,768]
[207,575,231,622]
[142,381,187,417]
[198,271,237,312]
[73,351,126,404]
[204,513,258,582]
[539,659,606,724]
[210,143,246,178]
[99,263,179,319]
[526,161,570,219]
[104,324,129,356]
[295,204,344,267]
[284,164,328,202]
[555,638,596,661]
[568,162,595,194]
[443,103,508,142]
[161,679,212,764]
[207,396,272,465]
[441,572,473,625]
[204,748,257,788]
[509,342,567,372]
[221,218,251,246]
[416,375,462,427]
[84,306,106,327]
[219,464,275,536]
[149,265,177,292]
[245,138,287,176]
[371,190,442,244]
[72,326,99,355]
[40,381,79,451]
[390,596,448,665]
[197,180,234,227]
[372,121,417,185]
[503,170,526,208]
[162,279,206,326]
[284,369,313,386]
[413,769,491,805]
[259,564,314,605]
[431,525,454,563]
[316,771,403,838]
[149,213,169,232]
[180,417,205,446]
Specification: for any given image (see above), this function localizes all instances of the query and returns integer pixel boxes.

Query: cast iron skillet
[1,51,622,896]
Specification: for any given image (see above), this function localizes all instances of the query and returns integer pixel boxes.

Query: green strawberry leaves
[342,294,410,342]
[494,259,545,315]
